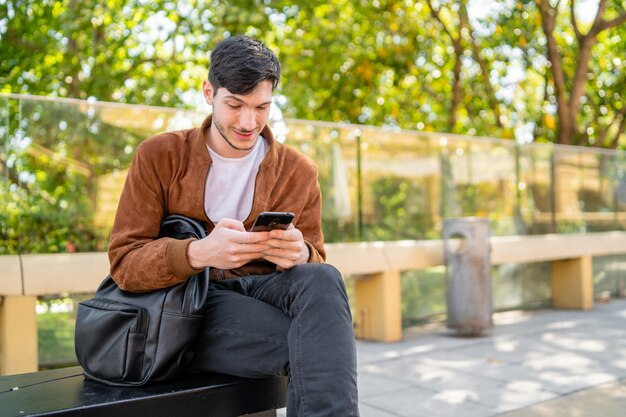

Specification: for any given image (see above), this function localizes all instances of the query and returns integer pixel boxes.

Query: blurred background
[1,0,625,369]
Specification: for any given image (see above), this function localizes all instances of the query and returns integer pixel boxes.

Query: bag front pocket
[75,298,149,383]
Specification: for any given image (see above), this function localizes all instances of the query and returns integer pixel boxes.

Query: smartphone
[250,211,295,232]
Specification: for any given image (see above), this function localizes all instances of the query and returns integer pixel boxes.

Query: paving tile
[356,333,481,365]
[495,377,626,417]
[279,396,406,417]
[358,402,403,417]
[359,356,558,411]
[358,370,413,399]
[465,352,622,394]
[361,386,496,417]
[359,357,463,386]
[444,336,561,365]
[286,299,626,417]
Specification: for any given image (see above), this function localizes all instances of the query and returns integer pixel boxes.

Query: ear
[202,80,214,105]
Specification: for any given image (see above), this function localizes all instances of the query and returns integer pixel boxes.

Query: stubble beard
[212,111,258,152]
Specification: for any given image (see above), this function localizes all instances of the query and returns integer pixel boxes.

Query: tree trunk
[449,43,463,130]
[558,108,576,146]
[569,36,596,116]
[462,2,502,129]
[539,0,626,146]
[538,2,572,145]
[427,0,464,132]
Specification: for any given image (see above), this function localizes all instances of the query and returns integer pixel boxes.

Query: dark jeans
[188,263,359,417]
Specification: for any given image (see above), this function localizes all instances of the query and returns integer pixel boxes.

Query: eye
[227,103,241,109]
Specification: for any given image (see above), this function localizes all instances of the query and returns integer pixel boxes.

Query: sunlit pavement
[354,298,626,416]
[280,298,626,416]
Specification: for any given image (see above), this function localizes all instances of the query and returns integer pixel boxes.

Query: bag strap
[159,214,207,240]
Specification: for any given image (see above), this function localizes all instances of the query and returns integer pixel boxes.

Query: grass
[37,311,77,369]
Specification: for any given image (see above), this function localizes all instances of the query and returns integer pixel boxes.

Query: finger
[269,227,301,241]
[216,218,246,232]
[261,238,302,251]
[233,242,274,254]
[263,255,295,269]
[262,246,302,260]
[222,255,265,270]
[236,230,272,244]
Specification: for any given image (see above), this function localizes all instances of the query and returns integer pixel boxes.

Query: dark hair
[208,35,280,96]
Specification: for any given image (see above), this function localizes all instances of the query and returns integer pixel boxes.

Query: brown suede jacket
[108,115,325,292]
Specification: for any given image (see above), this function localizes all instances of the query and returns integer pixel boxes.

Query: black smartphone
[250,211,295,232]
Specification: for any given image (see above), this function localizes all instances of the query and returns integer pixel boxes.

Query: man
[108,35,359,417]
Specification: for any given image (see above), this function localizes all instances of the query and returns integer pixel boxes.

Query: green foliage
[0,0,274,105]
[3,2,624,365]
[365,175,434,240]
[401,267,447,325]
[489,0,626,147]
[0,172,99,254]
[0,98,149,254]
[37,310,76,367]
[2,0,626,255]
[2,0,624,144]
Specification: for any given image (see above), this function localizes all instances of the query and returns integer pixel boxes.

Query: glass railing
[2,94,626,358]
[3,94,626,256]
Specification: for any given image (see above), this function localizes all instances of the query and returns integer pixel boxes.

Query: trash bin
[443,217,493,336]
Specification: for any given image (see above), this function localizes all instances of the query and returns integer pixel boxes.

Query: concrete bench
[3,231,626,375]
[0,366,287,417]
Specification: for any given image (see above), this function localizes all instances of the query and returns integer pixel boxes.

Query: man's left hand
[261,225,309,269]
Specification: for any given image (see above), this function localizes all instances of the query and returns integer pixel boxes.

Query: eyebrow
[223,95,272,107]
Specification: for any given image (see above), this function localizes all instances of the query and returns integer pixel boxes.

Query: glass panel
[5,94,626,363]
[360,129,441,241]
[492,262,552,310]
[401,267,447,326]
[400,262,552,325]
[517,143,555,234]
[2,97,23,255]
[593,255,626,299]
[286,121,360,242]
[37,295,77,368]
[0,96,11,254]
[7,94,626,252]
[447,138,517,236]
[16,97,205,253]
[0,96,7,180]
[551,146,626,233]
[2,94,626,316]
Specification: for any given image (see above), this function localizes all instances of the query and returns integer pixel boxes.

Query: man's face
[202,80,273,158]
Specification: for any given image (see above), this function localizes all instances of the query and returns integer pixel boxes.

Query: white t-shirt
[204,137,268,223]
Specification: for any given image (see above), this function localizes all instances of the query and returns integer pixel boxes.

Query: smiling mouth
[233,129,256,138]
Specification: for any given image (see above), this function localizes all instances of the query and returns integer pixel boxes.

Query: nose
[239,109,255,131]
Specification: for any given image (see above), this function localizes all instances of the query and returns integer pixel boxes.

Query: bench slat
[0,366,287,417]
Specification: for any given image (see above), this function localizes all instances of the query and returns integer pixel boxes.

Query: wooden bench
[0,366,287,417]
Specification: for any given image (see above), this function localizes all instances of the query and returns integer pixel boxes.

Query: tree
[0,0,277,254]
[425,0,504,132]
[2,0,626,255]
[0,0,273,105]
[277,0,514,137]
[537,0,626,146]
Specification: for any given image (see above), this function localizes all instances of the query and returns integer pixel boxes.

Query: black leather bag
[75,215,210,386]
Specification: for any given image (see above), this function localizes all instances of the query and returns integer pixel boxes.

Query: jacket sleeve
[107,143,202,292]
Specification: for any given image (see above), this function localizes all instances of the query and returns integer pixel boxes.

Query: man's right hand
[187,218,271,270]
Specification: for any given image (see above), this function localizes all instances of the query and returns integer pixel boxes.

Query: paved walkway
[354,298,626,417]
